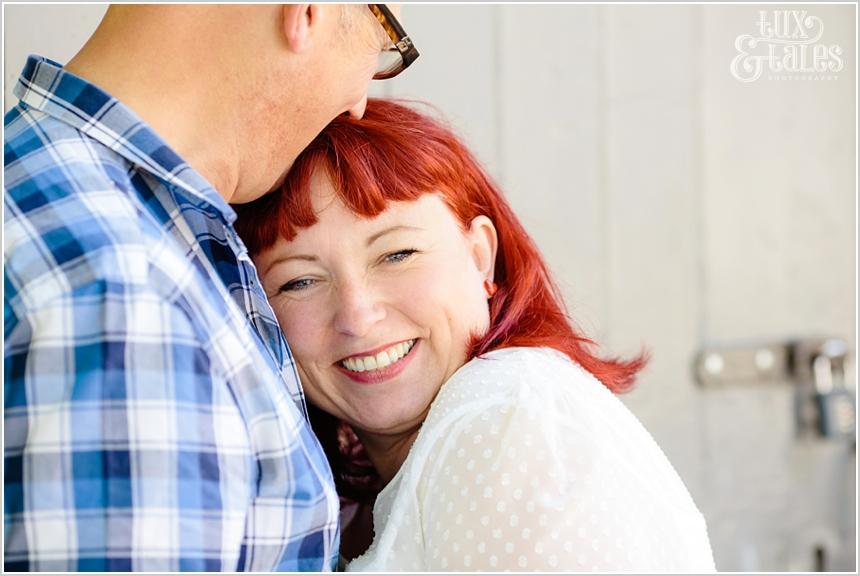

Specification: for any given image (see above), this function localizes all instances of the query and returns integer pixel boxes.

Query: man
[4,5,417,571]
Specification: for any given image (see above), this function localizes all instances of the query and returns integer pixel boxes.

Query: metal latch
[695,337,855,440]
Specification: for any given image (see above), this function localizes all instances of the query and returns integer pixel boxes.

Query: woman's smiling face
[254,170,497,438]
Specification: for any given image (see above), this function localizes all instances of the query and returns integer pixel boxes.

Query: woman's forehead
[299,190,457,239]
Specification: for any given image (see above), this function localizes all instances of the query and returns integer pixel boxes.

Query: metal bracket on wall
[694,337,856,441]
[695,341,790,387]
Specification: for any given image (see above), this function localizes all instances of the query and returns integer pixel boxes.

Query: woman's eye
[383,249,418,264]
[279,278,316,292]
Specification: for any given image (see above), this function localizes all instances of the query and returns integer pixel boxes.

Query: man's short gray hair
[339,4,384,43]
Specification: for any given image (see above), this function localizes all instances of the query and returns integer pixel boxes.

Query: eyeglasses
[368,4,419,80]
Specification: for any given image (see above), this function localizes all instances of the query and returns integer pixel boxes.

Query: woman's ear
[467,215,498,281]
[282,4,325,53]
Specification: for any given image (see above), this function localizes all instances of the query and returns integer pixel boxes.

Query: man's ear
[282,4,325,53]
[467,215,498,281]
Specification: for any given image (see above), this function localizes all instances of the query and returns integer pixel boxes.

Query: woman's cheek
[274,299,321,356]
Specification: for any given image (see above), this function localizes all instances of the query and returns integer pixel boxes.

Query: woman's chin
[350,398,436,439]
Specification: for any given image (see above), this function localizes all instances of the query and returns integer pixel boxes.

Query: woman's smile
[335,338,420,384]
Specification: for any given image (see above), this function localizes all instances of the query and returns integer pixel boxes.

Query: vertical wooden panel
[700,4,856,570]
[701,5,855,345]
[602,4,706,501]
[496,4,607,339]
[702,5,856,571]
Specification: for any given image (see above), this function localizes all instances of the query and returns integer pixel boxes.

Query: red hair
[234,99,647,499]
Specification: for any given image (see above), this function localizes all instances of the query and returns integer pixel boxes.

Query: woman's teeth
[341,340,416,373]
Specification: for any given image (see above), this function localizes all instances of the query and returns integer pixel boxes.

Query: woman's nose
[333,282,386,337]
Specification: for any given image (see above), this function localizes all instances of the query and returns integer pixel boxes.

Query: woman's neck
[354,427,422,485]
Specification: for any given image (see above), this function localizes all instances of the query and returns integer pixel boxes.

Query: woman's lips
[336,340,419,384]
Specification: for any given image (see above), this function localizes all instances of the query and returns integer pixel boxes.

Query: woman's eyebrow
[262,254,318,275]
[366,225,424,247]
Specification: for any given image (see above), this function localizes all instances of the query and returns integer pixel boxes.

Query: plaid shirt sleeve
[4,257,251,571]
[4,57,339,572]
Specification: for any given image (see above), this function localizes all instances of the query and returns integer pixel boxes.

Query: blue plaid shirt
[4,55,340,571]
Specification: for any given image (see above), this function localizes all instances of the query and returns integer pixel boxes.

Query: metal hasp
[694,337,856,441]
[792,338,855,441]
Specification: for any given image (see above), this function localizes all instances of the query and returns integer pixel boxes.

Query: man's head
[236,4,404,202]
[74,5,412,203]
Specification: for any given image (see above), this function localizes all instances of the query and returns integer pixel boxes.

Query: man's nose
[333,280,385,337]
[347,95,368,120]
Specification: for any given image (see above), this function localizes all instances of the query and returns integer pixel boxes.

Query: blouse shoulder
[405,347,715,572]
[419,345,707,526]
[414,346,622,504]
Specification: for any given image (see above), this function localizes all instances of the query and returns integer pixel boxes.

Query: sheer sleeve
[414,351,715,572]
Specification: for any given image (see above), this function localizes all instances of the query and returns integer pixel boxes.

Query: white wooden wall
[4,4,856,571]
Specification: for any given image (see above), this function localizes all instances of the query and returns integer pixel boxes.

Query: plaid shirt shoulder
[3,56,339,571]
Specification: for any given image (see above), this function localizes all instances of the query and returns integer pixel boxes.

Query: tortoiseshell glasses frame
[368,4,420,79]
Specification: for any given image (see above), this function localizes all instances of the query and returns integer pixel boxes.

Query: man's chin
[266,167,291,195]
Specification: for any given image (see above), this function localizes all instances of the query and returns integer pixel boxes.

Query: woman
[234,99,716,571]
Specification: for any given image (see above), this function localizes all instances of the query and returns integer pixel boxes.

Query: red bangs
[237,100,482,250]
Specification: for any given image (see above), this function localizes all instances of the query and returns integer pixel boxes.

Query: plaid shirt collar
[13,55,236,224]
